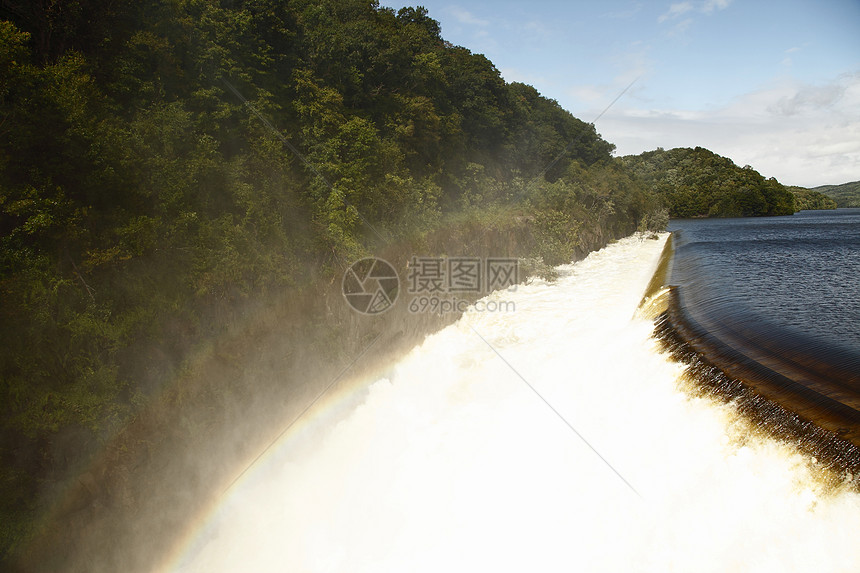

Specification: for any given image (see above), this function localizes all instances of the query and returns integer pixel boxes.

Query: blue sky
[382,0,860,187]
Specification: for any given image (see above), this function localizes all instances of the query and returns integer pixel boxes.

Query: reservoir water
[164,232,860,572]
[668,209,860,353]
[666,209,860,445]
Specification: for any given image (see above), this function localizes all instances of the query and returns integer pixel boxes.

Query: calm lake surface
[668,208,860,355]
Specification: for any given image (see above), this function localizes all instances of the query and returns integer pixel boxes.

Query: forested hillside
[786,186,837,210]
[812,181,860,208]
[0,1,664,567]
[622,147,797,218]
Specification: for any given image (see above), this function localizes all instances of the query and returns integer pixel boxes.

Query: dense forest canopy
[811,181,860,208]
[787,186,837,211]
[621,147,797,218]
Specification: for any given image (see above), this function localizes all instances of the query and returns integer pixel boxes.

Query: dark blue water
[669,209,860,353]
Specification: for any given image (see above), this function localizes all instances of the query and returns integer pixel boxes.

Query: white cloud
[658,0,731,35]
[658,2,694,23]
[447,7,489,27]
[667,17,694,36]
[767,77,852,116]
[779,44,809,68]
[595,72,860,187]
[701,0,731,14]
[441,6,498,54]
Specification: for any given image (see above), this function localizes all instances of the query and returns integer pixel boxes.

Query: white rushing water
[171,234,860,573]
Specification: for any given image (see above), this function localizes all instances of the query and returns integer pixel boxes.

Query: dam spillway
[165,233,860,573]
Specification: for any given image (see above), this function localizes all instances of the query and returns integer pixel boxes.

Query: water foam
[170,234,860,572]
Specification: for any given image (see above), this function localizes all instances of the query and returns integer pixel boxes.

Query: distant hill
[811,181,860,208]
[786,186,837,210]
[622,147,795,218]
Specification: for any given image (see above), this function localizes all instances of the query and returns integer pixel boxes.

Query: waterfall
[169,233,860,573]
